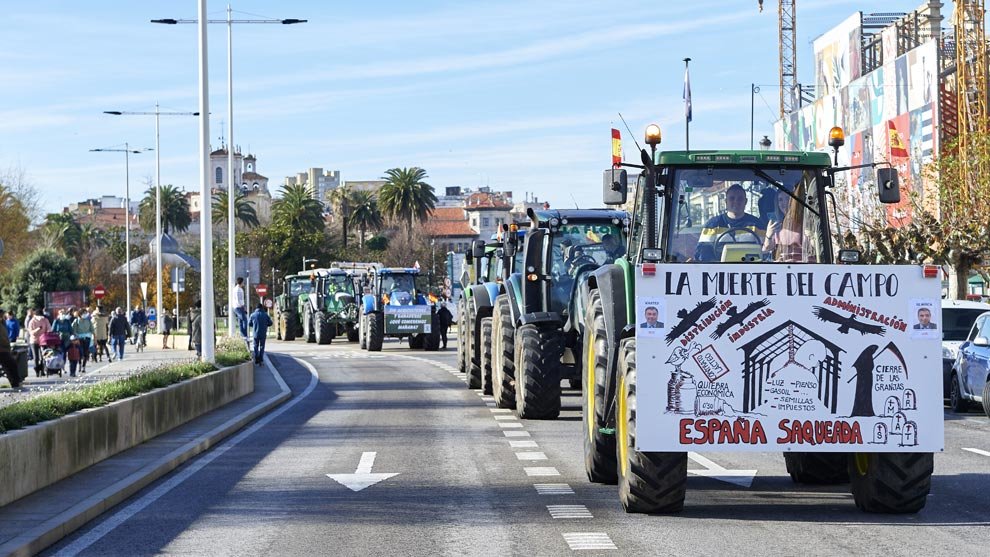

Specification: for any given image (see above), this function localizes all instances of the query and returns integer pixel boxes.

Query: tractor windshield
[287,278,314,296]
[665,167,826,264]
[324,274,354,295]
[381,273,416,294]
[549,222,624,312]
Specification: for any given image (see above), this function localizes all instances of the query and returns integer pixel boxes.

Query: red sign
[611,128,622,167]
[93,285,106,300]
[255,283,268,297]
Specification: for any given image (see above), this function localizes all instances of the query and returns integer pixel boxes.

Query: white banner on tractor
[634,264,943,453]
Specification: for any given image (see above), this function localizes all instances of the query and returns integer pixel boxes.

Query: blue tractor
[359,267,441,351]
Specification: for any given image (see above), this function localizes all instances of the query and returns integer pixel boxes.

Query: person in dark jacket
[248,304,273,364]
[190,301,203,358]
[437,300,454,350]
[108,307,131,361]
[0,314,23,388]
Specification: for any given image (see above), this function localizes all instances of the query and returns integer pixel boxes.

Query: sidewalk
[0,355,292,557]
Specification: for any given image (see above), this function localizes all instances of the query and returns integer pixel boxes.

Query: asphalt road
[46,337,990,556]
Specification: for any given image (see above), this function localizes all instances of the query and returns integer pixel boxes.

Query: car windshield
[942,308,987,341]
[549,222,624,311]
[381,273,416,293]
[287,278,314,296]
[666,167,825,264]
[324,274,353,295]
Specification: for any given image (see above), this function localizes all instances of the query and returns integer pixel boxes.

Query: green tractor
[581,124,940,515]
[274,272,314,342]
[301,268,361,344]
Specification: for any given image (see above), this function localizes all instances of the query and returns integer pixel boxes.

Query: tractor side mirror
[504,239,517,258]
[471,240,487,258]
[603,168,628,206]
[877,167,900,204]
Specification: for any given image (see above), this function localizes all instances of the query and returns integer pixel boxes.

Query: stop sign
[93,284,106,299]
[255,283,268,297]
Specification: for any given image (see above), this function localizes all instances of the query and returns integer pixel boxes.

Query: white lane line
[563,533,617,551]
[55,354,318,557]
[481,396,495,401]
[547,505,593,519]
[963,447,990,457]
[489,408,512,413]
[498,422,524,428]
[485,402,496,407]
[493,415,517,421]
[516,451,548,461]
[535,483,574,495]
[503,430,531,437]
[509,440,539,448]
[525,467,560,476]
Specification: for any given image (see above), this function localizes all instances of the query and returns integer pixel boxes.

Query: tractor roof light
[645,124,662,147]
[828,126,845,149]
[509,223,518,232]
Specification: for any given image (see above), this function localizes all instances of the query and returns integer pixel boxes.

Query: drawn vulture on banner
[711,298,771,339]
[665,296,717,344]
[812,306,886,336]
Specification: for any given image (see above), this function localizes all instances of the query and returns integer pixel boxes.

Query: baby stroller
[40,332,65,377]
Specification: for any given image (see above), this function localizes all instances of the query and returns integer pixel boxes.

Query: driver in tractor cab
[601,233,625,260]
[694,183,765,261]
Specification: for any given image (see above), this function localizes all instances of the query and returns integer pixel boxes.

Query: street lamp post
[90,143,152,310]
[103,106,197,327]
[152,8,306,338]
[302,258,317,272]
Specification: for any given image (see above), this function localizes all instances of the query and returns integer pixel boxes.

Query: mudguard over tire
[283,313,298,342]
[583,290,617,484]
[514,324,563,420]
[315,311,333,345]
[480,317,494,395]
[848,452,933,513]
[492,295,516,409]
[784,453,849,484]
[616,338,687,514]
[367,312,384,352]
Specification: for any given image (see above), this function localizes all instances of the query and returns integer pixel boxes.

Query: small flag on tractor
[611,128,622,167]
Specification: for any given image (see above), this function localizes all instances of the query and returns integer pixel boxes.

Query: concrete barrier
[0,361,253,507]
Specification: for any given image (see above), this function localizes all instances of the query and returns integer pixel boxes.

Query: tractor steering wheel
[713,227,762,259]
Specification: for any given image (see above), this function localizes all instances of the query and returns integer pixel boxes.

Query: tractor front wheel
[514,325,563,420]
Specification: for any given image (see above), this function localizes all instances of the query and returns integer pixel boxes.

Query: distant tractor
[301,268,361,344]
[359,268,441,351]
[459,238,502,392]
[275,272,315,342]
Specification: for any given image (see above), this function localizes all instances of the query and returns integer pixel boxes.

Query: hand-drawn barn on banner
[739,321,844,413]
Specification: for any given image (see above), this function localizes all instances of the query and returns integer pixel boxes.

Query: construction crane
[955,0,988,196]
[758,0,797,117]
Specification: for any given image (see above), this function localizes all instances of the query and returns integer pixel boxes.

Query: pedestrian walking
[71,309,94,372]
[4,311,19,345]
[190,301,203,358]
[66,335,83,377]
[22,308,34,346]
[108,307,130,361]
[28,308,51,377]
[0,315,23,388]
[52,309,74,350]
[129,305,147,347]
[437,300,453,350]
[161,310,174,349]
[92,307,111,362]
[233,277,248,338]
[249,304,273,365]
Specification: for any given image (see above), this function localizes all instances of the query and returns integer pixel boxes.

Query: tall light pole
[152,8,306,337]
[91,144,151,311]
[103,106,198,327]
[197,0,215,363]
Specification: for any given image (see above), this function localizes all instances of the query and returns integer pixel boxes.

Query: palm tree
[272,184,325,231]
[42,212,82,253]
[212,188,261,229]
[349,190,384,249]
[378,167,437,242]
[138,184,192,234]
[328,183,353,248]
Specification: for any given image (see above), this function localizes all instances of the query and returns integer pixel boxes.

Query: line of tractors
[274,262,442,352]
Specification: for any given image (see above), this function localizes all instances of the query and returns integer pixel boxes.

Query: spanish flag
[611,128,622,167]
[888,120,908,158]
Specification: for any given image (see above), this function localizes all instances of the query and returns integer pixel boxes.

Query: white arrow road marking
[963,447,990,457]
[326,451,399,492]
[688,452,757,487]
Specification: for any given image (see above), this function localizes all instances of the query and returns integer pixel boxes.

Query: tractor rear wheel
[480,318,494,395]
[359,314,367,349]
[303,307,315,343]
[616,338,687,514]
[848,452,933,513]
[283,312,298,342]
[583,290,617,484]
[367,312,384,352]
[456,304,467,373]
[784,453,849,484]
[408,334,425,349]
[492,296,516,409]
[315,312,333,345]
[514,325,563,420]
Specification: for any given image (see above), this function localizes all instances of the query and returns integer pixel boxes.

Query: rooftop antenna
[618,112,644,153]
[570,193,579,209]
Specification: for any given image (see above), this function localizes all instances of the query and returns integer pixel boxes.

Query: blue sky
[0,0,936,214]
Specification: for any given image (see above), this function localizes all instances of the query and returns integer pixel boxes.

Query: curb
[0,357,292,557]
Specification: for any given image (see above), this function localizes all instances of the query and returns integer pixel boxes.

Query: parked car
[942,300,990,398]
[948,309,990,417]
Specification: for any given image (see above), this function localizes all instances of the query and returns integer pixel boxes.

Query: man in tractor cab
[694,183,765,261]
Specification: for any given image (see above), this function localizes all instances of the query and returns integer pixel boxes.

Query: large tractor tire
[784,453,849,484]
[424,313,441,351]
[275,311,283,340]
[616,338,687,514]
[848,452,933,513]
[466,307,483,389]
[284,312,298,342]
[583,290,617,484]
[367,312,384,352]
[514,324,563,420]
[359,314,367,349]
[315,311,334,345]
[480,318,494,395]
[303,307,316,343]
[456,305,467,373]
[491,296,516,409]
[408,334,425,349]
[347,322,359,343]
[466,318,483,389]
